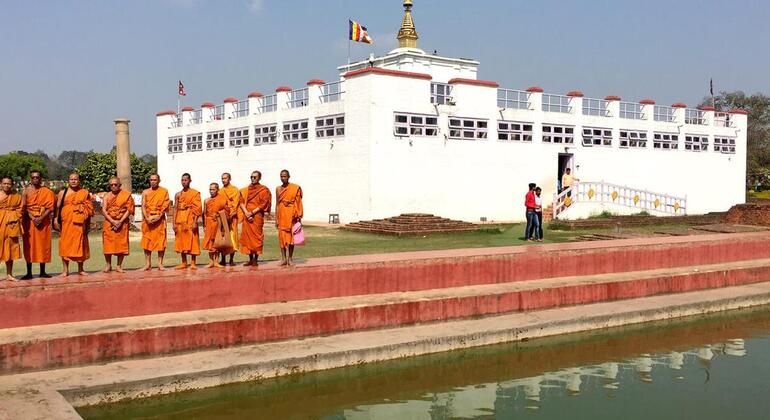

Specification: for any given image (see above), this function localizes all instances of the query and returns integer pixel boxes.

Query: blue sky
[0,0,767,155]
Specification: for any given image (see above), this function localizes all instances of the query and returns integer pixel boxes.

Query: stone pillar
[114,118,132,192]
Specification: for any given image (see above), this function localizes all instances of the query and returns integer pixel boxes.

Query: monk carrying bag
[213,209,234,254]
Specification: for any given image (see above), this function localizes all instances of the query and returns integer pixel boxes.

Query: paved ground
[3,281,770,419]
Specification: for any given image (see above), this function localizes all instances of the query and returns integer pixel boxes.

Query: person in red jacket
[524,183,539,240]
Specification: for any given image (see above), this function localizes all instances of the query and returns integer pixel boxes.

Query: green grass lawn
[11,223,587,276]
[748,189,770,200]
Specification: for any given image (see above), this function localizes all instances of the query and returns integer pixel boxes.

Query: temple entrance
[557,153,574,191]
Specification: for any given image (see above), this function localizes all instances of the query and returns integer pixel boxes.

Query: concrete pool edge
[3,282,770,419]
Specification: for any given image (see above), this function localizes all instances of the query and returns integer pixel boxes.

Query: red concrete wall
[2,235,770,329]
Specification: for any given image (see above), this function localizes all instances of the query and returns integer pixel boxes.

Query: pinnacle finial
[397,0,418,48]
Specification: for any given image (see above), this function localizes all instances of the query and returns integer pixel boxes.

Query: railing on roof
[714,112,734,127]
[171,113,183,128]
[684,108,706,125]
[582,98,609,117]
[619,101,644,119]
[211,105,225,121]
[190,110,202,125]
[258,94,277,113]
[553,181,687,220]
[431,82,453,105]
[497,89,531,110]
[288,87,309,108]
[233,100,249,118]
[542,93,571,113]
[321,81,344,103]
[654,105,675,122]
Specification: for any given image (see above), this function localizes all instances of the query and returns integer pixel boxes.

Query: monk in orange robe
[141,174,170,270]
[101,177,135,273]
[203,183,229,268]
[173,173,201,269]
[54,173,94,277]
[21,170,54,279]
[0,177,23,282]
[240,170,271,267]
[220,173,241,266]
[275,169,303,266]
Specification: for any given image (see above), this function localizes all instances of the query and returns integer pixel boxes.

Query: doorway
[557,153,574,192]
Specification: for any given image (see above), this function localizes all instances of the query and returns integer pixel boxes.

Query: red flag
[178,80,186,96]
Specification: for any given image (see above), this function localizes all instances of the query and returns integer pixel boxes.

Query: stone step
[343,213,480,235]
[2,259,770,373]
[4,233,770,330]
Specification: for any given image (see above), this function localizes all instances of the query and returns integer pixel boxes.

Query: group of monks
[0,169,304,281]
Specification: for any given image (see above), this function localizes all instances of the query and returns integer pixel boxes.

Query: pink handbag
[292,221,305,246]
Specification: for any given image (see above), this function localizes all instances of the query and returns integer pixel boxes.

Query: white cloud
[247,0,264,13]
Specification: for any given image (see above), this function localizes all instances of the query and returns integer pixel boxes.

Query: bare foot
[213,261,224,268]
[59,272,69,278]
[190,265,197,271]
[157,265,166,271]
[205,262,214,268]
[102,266,112,273]
[6,275,18,282]
[174,263,188,270]
[79,271,89,276]
[142,265,151,271]
[278,260,288,266]
[115,267,125,273]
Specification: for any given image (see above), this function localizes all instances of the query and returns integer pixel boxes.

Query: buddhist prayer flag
[179,80,186,96]
[349,19,373,44]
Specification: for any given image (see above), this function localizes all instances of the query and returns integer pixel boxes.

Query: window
[191,110,202,125]
[259,94,277,113]
[685,109,705,125]
[212,105,224,121]
[582,98,608,117]
[498,121,533,142]
[168,136,183,154]
[619,102,643,119]
[653,132,679,150]
[186,133,203,152]
[654,106,675,122]
[497,89,530,110]
[206,131,225,149]
[684,135,708,152]
[393,113,439,137]
[542,94,571,113]
[431,83,452,105]
[542,124,574,144]
[171,113,183,128]
[448,117,488,140]
[316,114,345,138]
[254,124,277,145]
[233,100,249,118]
[714,112,733,127]
[229,127,249,148]
[714,137,736,154]
[619,130,647,148]
[321,82,343,103]
[581,127,612,147]
[288,88,309,108]
[283,119,309,142]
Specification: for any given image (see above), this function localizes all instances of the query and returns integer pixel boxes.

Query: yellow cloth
[562,173,575,188]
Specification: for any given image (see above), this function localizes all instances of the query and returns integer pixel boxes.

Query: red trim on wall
[671,102,687,108]
[447,78,499,88]
[180,106,195,112]
[343,67,432,81]
[275,86,293,92]
[526,86,544,93]
[155,110,176,117]
[223,97,239,103]
[306,79,326,85]
[698,105,716,111]
[604,95,621,101]
[566,90,584,97]
[201,102,216,108]
[639,99,656,105]
[729,108,749,115]
[247,92,264,98]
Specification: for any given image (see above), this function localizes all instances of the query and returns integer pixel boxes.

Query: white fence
[553,181,687,219]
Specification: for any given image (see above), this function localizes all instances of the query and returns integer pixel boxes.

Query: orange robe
[58,188,93,262]
[173,189,201,255]
[141,187,170,252]
[275,183,303,248]
[221,184,240,250]
[239,184,271,255]
[0,193,23,262]
[22,186,55,263]
[102,190,135,256]
[202,193,229,252]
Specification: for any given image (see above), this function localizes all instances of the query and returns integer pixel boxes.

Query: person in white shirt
[534,187,543,241]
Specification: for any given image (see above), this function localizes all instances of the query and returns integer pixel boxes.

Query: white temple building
[156,0,747,223]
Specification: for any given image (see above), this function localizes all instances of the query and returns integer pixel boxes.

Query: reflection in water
[79,307,770,420]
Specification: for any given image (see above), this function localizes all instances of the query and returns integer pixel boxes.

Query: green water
[79,307,770,419]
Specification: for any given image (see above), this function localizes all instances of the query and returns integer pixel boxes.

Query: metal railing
[288,88,309,108]
[190,110,202,125]
[233,100,249,118]
[171,114,183,128]
[552,181,687,219]
[211,105,225,121]
[714,112,734,127]
[320,81,344,103]
[542,94,571,113]
[497,89,531,110]
[619,101,644,119]
[685,108,706,125]
[582,98,609,117]
[258,94,277,113]
[654,105,675,122]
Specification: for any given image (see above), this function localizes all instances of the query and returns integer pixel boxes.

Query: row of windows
[391,113,736,154]
[167,114,344,153]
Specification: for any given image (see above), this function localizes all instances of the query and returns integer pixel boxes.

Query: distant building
[157,1,747,222]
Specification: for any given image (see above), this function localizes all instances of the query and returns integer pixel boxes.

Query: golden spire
[397,0,419,48]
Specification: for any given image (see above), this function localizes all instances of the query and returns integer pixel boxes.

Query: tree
[0,152,48,181]
[76,151,157,193]
[700,91,770,178]
[56,150,91,170]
